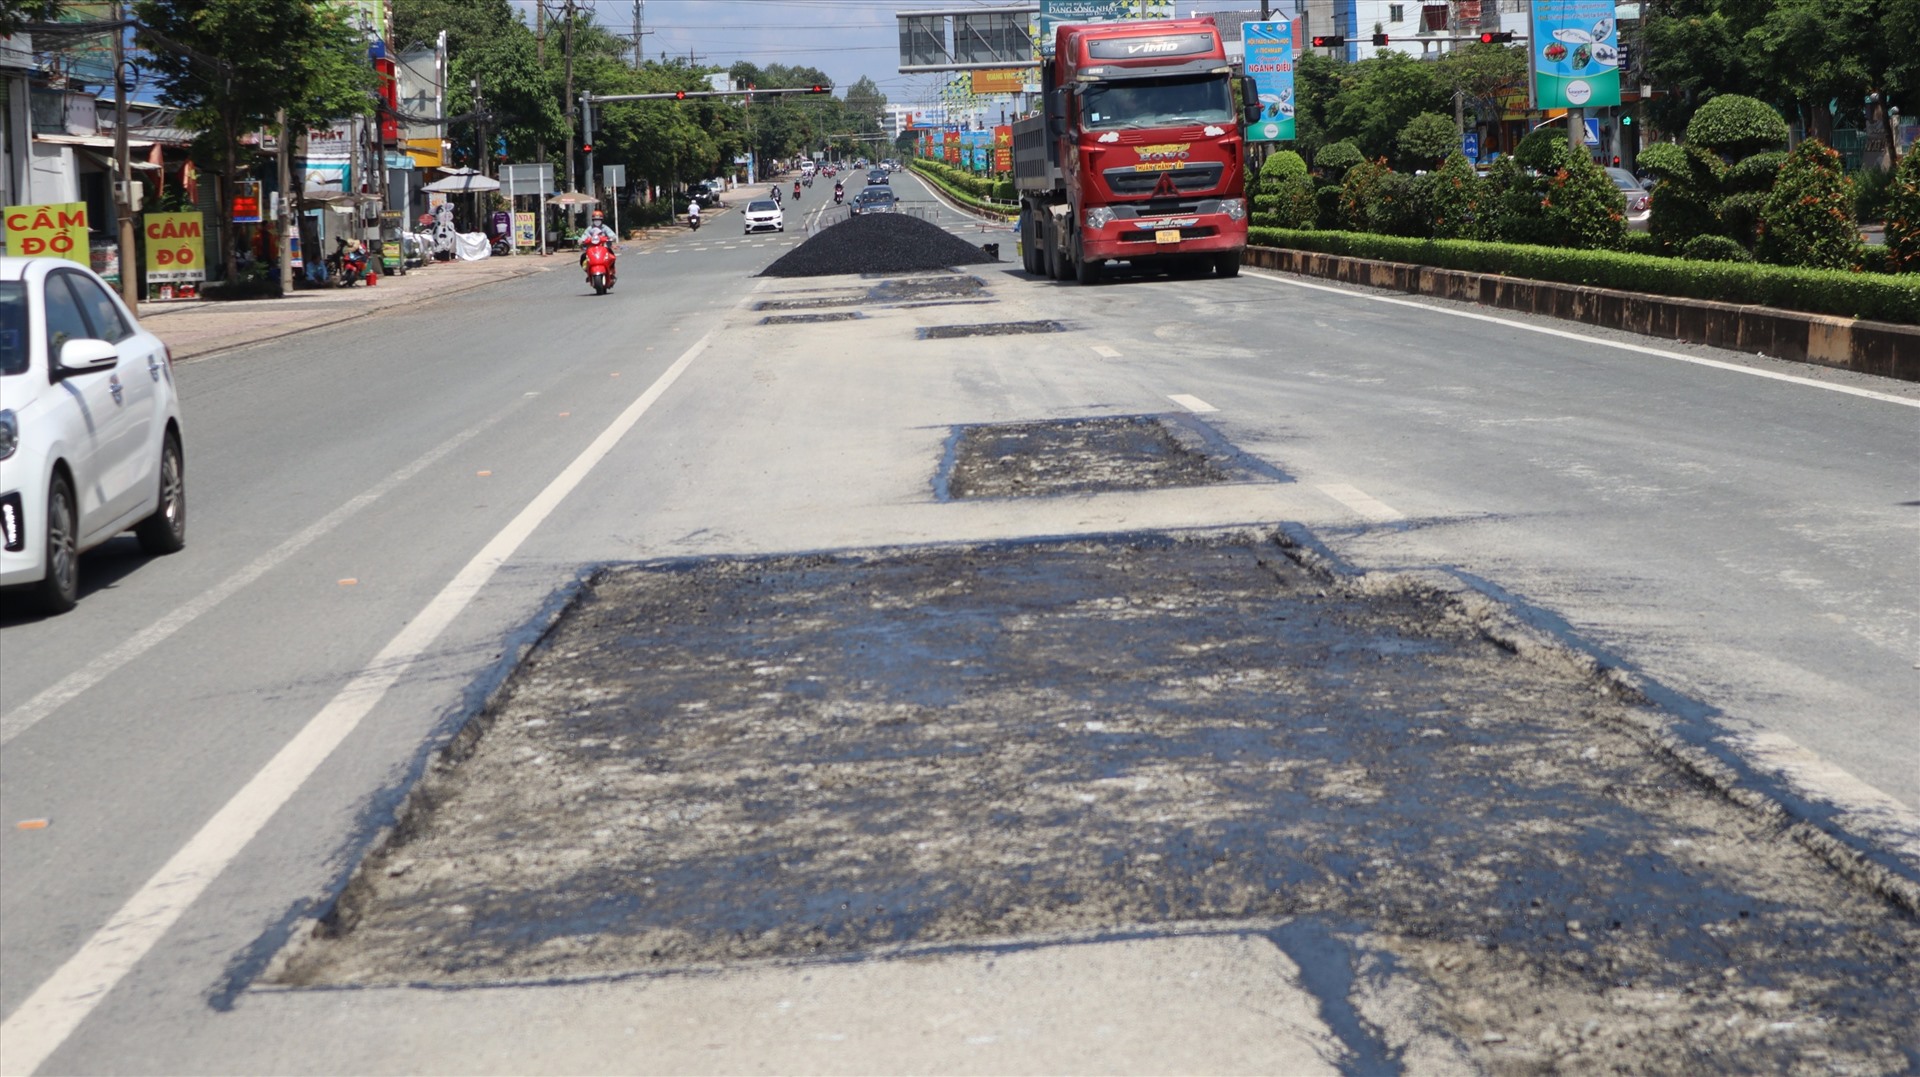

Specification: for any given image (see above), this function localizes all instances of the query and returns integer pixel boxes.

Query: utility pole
[632,0,643,69]
[564,0,576,234]
[535,1,546,166]
[277,108,292,294]
[111,0,136,306]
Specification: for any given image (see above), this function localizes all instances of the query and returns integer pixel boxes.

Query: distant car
[0,256,186,614]
[1605,166,1652,231]
[742,199,785,234]
[851,185,897,215]
[867,169,890,187]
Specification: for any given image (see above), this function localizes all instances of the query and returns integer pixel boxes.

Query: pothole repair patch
[758,312,864,325]
[940,414,1229,500]
[272,533,1920,1073]
[918,320,1065,340]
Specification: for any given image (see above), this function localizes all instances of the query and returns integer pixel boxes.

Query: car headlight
[0,409,16,461]
[1219,198,1246,221]
[1085,206,1117,230]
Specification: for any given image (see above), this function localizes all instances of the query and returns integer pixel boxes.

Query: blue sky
[508,0,1264,112]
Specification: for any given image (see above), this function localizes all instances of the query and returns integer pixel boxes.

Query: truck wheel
[1073,234,1103,284]
[1046,218,1067,281]
[1022,211,1043,275]
[1214,251,1242,278]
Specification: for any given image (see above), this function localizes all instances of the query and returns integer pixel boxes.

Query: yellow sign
[971,68,1034,95]
[514,212,536,247]
[143,212,207,282]
[3,202,90,265]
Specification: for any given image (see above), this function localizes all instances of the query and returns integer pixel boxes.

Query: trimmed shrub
[1413,152,1488,240]
[1487,139,1627,250]
[1261,149,1309,184]
[1754,139,1859,270]
[1315,183,1344,229]
[1681,234,1754,262]
[1337,158,1391,231]
[1641,142,1727,253]
[1714,190,1768,248]
[1366,171,1423,237]
[1724,151,1787,191]
[1622,230,1660,256]
[1686,94,1789,160]
[1258,174,1317,230]
[1245,226,1920,323]
[1314,140,1364,180]
[1852,166,1895,223]
[1397,112,1459,171]
[1885,150,1920,273]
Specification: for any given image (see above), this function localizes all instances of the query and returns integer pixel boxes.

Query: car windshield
[1605,169,1640,191]
[0,281,25,376]
[858,189,892,203]
[1082,73,1232,130]
[748,200,778,212]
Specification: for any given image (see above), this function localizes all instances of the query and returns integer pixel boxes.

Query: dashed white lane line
[1316,483,1405,522]
[1091,344,1122,358]
[0,330,719,1077]
[0,421,491,747]
[1244,270,1920,409]
[1169,394,1217,413]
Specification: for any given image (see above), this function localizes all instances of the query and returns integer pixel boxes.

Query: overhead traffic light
[809,84,828,94]
[674,90,687,100]
[1479,31,1514,43]
[1310,34,1345,47]
[1371,33,1390,46]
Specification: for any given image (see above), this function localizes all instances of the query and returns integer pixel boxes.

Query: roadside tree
[1753,139,1860,269]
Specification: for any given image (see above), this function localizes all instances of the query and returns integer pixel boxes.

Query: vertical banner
[1243,20,1296,143]
[3,203,90,265]
[943,129,961,165]
[514,212,536,247]
[993,125,1013,172]
[1529,1,1622,110]
[142,212,206,282]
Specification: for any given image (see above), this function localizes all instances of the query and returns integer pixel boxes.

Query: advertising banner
[3,203,90,265]
[142,212,206,282]
[943,130,961,165]
[1243,20,1296,143]
[971,68,1033,96]
[1528,0,1622,110]
[993,125,1013,172]
[1037,0,1172,59]
[514,212,536,247]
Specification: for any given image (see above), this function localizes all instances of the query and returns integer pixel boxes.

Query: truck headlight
[0,409,16,461]
[1219,198,1246,221]
[1085,206,1116,230]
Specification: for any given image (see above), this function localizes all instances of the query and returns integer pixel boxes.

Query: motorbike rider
[793,179,802,199]
[687,197,702,228]
[833,180,845,204]
[578,209,618,281]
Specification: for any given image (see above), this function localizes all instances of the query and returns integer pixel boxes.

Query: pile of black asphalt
[760,212,996,277]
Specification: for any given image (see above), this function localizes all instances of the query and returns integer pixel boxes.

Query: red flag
[147,142,164,196]
[181,160,198,202]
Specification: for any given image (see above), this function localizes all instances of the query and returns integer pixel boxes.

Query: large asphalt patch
[277,534,1920,1073]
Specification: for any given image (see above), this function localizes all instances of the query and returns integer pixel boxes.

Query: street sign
[500,163,554,199]
[601,164,626,190]
[1584,118,1601,146]
[1462,131,1480,160]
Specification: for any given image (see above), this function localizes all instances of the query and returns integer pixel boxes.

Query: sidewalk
[136,253,559,361]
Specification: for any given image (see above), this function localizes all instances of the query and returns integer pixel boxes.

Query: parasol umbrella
[420,172,502,194]
[547,191,598,206]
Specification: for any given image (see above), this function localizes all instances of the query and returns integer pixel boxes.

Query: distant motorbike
[583,236,616,296]
[329,242,368,286]
[834,188,844,206]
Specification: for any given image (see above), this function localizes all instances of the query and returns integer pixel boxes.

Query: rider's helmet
[591,209,605,221]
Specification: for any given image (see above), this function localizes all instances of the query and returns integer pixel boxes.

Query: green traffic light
[1620,115,1633,126]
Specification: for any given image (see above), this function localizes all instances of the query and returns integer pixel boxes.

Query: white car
[0,256,185,614]
[742,199,785,234]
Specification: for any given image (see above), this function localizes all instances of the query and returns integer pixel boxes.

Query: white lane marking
[0,421,490,747]
[0,331,717,1077]
[1317,483,1404,522]
[1244,270,1920,408]
[1091,344,1122,358]
[1170,394,1218,413]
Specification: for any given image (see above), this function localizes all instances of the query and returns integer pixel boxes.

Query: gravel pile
[760,213,996,277]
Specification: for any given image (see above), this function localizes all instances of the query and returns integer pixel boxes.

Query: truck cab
[1013,17,1256,282]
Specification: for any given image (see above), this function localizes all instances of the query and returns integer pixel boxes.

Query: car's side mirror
[56,337,118,375]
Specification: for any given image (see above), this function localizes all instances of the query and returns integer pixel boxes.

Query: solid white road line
[1244,270,1920,408]
[1169,394,1218,413]
[0,330,717,1077]
[1091,344,1122,358]
[1316,483,1405,523]
[0,421,490,747]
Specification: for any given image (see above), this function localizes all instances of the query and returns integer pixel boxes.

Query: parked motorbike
[328,242,368,286]
[583,236,616,296]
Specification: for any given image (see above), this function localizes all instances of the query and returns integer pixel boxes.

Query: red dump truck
[1012,17,1258,283]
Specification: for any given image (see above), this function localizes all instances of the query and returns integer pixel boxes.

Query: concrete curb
[1245,246,1920,382]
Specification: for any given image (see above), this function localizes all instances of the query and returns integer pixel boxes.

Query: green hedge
[907,158,1018,219]
[1247,227,1920,324]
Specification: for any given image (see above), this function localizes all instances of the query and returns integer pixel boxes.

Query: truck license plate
[1154,228,1180,245]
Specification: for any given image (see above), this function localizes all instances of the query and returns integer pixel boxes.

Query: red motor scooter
[583,235,616,295]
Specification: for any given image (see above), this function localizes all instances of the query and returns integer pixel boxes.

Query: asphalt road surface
[2,167,1916,1074]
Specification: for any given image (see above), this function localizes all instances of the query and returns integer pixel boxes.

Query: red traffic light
[581,143,592,153]
[674,90,686,100]
[1479,31,1514,43]
[1310,34,1345,47]
[809,84,828,94]
[1371,33,1390,45]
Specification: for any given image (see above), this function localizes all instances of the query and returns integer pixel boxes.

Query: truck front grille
[1102,163,1225,197]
